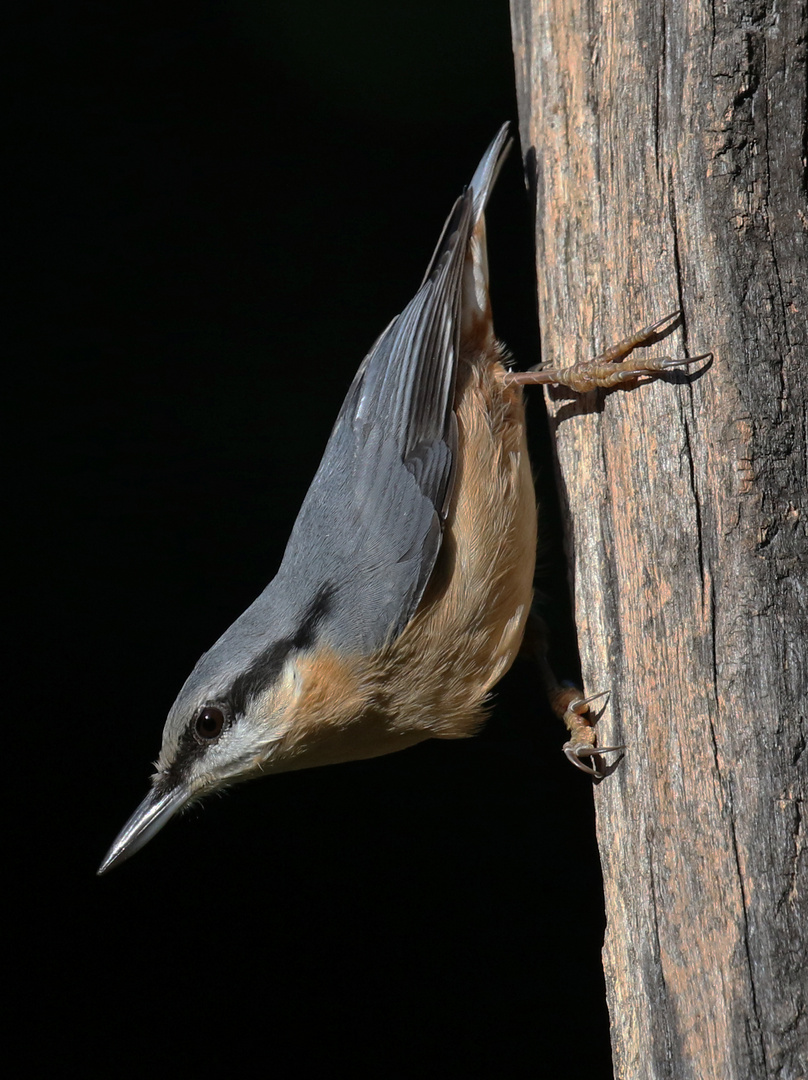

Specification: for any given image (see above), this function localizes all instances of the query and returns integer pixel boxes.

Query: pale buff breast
[376,348,537,739]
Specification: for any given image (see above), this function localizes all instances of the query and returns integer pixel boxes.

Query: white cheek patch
[205,655,305,781]
[210,723,266,770]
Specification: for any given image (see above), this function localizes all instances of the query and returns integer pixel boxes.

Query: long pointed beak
[98,783,192,875]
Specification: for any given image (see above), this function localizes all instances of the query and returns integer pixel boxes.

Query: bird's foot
[504,311,710,393]
[522,613,624,780]
[551,686,625,780]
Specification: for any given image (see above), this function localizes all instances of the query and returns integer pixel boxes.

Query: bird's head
[97,630,306,874]
[97,577,397,875]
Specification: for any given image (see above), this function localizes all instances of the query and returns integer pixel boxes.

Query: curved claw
[659,351,712,370]
[563,741,626,780]
[564,690,610,717]
[557,686,624,779]
[646,310,681,334]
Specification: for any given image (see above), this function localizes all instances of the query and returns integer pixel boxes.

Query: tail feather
[421,123,512,290]
[463,123,512,345]
[469,122,512,223]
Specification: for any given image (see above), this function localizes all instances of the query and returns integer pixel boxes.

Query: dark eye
[194,705,226,742]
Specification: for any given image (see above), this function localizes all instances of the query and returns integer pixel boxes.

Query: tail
[464,124,512,345]
[469,122,512,223]
[418,125,512,347]
[421,124,512,283]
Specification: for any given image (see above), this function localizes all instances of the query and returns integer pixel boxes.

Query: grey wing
[274,190,475,654]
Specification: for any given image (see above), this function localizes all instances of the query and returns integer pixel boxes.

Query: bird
[99,124,704,874]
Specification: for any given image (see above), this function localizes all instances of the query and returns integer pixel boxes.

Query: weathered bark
[510,1,807,1078]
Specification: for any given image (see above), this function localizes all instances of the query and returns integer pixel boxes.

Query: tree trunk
[509,1,807,1077]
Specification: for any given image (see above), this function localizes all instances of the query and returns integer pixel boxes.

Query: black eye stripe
[229,585,334,714]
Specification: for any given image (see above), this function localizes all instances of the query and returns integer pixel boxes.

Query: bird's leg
[521,613,624,780]
[504,311,710,394]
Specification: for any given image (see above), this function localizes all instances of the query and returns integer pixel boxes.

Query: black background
[13,2,613,1076]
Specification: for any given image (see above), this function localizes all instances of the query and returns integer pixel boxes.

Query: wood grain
[510,1,807,1077]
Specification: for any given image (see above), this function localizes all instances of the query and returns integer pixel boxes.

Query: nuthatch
[99,124,704,873]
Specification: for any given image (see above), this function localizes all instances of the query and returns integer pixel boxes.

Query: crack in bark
[645,828,676,1076]
[597,422,625,689]
[655,0,666,177]
[776,793,804,915]
[667,177,688,351]
[726,773,769,1073]
[682,419,706,603]
[708,574,719,710]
